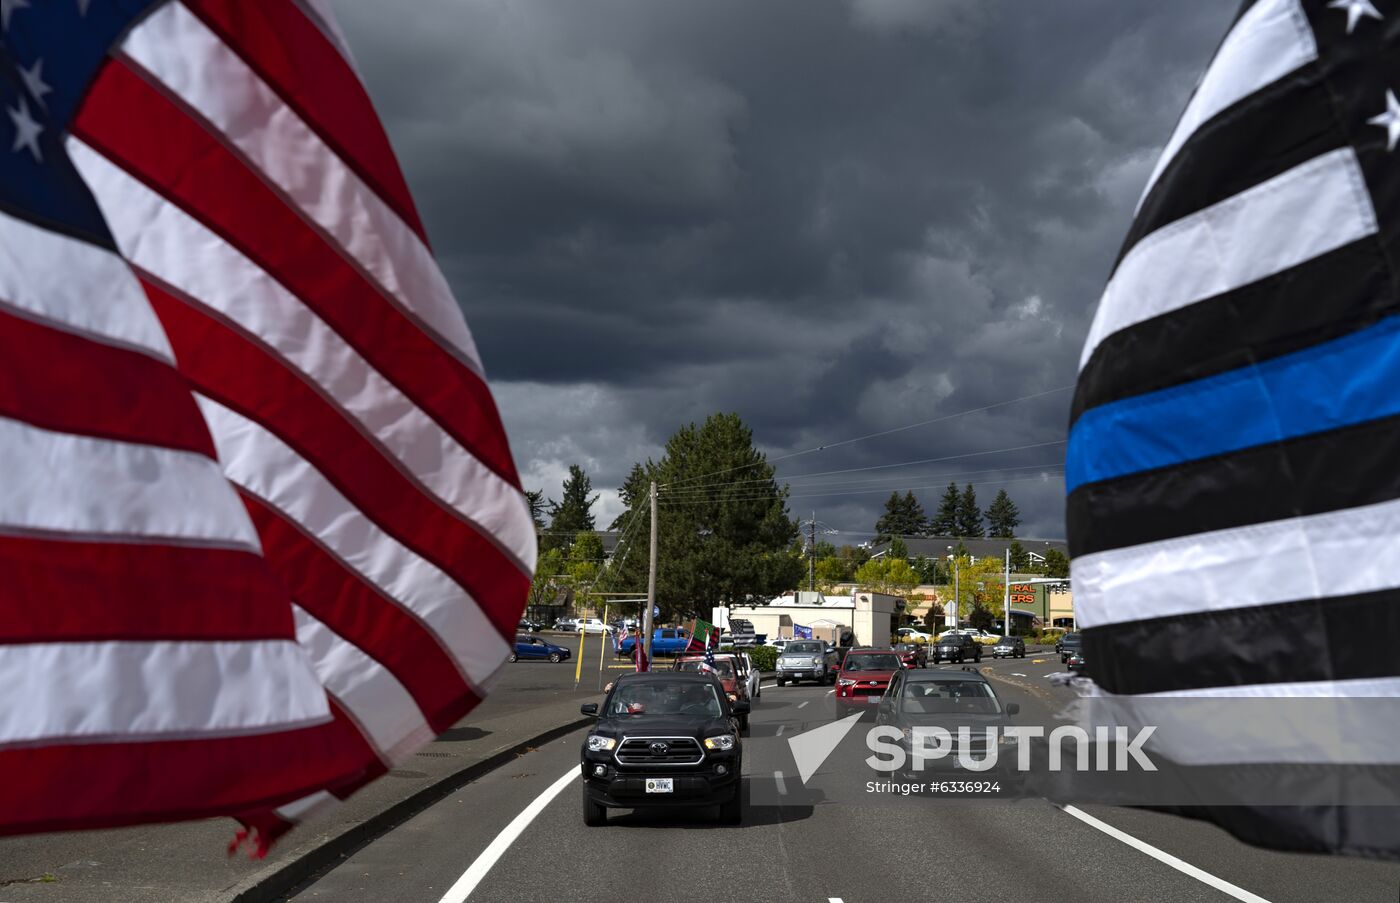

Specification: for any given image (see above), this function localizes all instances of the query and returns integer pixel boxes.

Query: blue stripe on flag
[1067,313,1400,492]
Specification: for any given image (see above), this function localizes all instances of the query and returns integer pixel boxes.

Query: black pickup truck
[579,671,747,826]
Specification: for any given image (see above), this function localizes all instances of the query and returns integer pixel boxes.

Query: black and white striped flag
[1069,0,1400,859]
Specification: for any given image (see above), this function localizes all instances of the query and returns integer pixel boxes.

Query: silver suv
[776,640,839,686]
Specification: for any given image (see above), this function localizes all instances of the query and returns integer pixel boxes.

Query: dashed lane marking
[774,770,787,795]
[797,701,809,709]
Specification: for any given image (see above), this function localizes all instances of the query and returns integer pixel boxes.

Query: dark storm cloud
[335,0,1235,539]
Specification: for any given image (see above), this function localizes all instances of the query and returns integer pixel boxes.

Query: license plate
[866,695,882,703]
[645,778,673,794]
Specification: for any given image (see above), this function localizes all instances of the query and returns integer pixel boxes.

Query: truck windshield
[786,642,823,653]
[607,681,723,718]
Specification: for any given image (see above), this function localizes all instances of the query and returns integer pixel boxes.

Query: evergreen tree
[887,536,910,561]
[610,463,651,530]
[873,490,927,542]
[930,482,960,535]
[604,413,803,619]
[544,465,598,552]
[955,484,985,537]
[985,488,1021,538]
[1008,539,1029,571]
[525,489,549,534]
[1042,548,1070,579]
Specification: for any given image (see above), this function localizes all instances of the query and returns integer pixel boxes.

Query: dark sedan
[511,635,571,663]
[991,636,1024,659]
[1058,632,1083,664]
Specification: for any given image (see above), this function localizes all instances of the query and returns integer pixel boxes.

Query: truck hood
[593,714,732,741]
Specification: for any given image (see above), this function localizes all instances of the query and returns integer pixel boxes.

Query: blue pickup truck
[615,627,693,658]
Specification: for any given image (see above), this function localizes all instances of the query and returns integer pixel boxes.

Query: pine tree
[929,482,960,535]
[985,488,1021,538]
[873,491,927,542]
[525,489,549,534]
[955,484,985,538]
[1008,539,1029,571]
[544,465,598,552]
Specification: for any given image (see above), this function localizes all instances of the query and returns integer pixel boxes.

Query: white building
[727,591,903,648]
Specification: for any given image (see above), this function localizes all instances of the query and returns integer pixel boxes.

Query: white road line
[1060,805,1273,903]
[825,689,834,696]
[829,898,845,903]
[797,700,809,709]
[776,724,786,736]
[437,767,578,902]
[774,770,787,795]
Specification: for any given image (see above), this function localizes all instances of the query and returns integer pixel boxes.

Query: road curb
[228,715,593,903]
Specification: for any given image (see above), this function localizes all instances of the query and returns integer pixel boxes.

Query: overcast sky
[335,0,1234,541]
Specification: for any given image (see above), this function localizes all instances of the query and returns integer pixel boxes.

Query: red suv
[834,648,903,713]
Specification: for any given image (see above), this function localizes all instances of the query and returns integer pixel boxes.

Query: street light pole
[643,480,658,668]
[1003,547,1011,636]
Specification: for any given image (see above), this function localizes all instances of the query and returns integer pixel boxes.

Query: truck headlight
[586,735,616,752]
[704,735,735,751]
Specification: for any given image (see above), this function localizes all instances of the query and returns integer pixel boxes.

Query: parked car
[579,671,746,825]
[776,640,840,686]
[615,627,693,658]
[874,668,1019,778]
[895,627,932,644]
[991,636,1025,659]
[518,618,546,633]
[570,617,612,635]
[1058,632,1083,663]
[931,632,982,664]
[834,648,904,713]
[511,635,571,663]
[552,617,579,632]
[893,643,927,669]
[672,653,751,730]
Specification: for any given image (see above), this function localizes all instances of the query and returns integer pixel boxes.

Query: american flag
[0,1,533,848]
[1069,0,1400,858]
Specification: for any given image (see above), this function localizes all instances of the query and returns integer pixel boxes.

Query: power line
[661,384,1073,490]
[659,472,1064,506]
[663,439,1068,495]
[660,460,1066,497]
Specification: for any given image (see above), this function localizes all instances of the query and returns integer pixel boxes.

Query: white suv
[573,617,612,635]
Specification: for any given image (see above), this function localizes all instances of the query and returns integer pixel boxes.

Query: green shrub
[747,645,778,672]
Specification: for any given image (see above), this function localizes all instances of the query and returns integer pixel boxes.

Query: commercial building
[727,591,904,648]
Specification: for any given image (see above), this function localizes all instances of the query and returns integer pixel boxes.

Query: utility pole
[808,510,816,592]
[951,556,960,630]
[1003,547,1011,636]
[642,480,658,668]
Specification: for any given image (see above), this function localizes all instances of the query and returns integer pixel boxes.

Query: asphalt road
[286,652,1400,903]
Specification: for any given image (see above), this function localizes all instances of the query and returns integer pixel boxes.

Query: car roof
[613,670,718,685]
[905,669,991,683]
[847,647,897,654]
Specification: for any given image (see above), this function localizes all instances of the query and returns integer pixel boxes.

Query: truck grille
[615,736,705,766]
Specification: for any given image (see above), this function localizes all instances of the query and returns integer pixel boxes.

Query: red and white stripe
[2,1,531,839]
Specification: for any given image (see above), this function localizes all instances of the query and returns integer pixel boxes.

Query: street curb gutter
[229,716,593,903]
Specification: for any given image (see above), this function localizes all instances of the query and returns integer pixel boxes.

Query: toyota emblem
[649,741,668,756]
